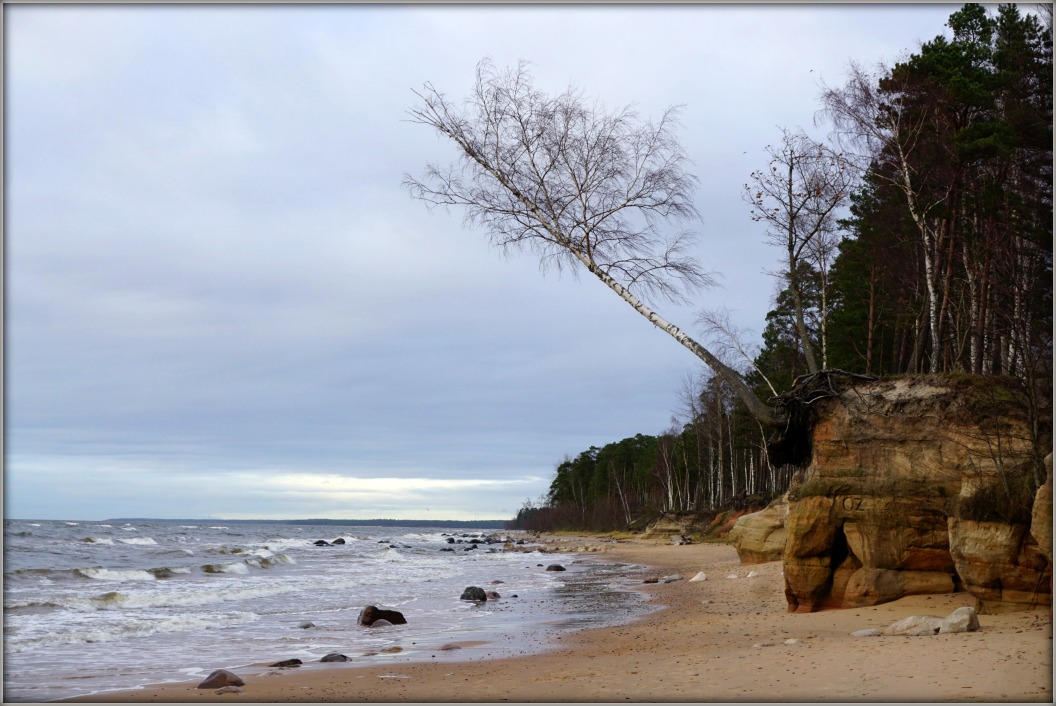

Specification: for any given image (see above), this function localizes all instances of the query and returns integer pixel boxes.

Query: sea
[2,519,653,703]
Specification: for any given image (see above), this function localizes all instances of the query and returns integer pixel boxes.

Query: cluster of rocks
[443,532,522,545]
[312,533,533,555]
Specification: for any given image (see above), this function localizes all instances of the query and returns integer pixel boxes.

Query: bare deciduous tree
[744,127,853,374]
[404,59,783,425]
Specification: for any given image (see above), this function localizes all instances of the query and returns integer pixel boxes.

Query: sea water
[3,519,652,702]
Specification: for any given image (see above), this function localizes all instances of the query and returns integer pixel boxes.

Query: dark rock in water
[313,540,330,546]
[642,576,659,584]
[269,659,302,668]
[485,590,501,600]
[460,586,487,601]
[440,547,454,552]
[445,537,455,544]
[439,643,462,650]
[371,619,394,628]
[358,605,408,626]
[469,538,483,544]
[332,538,346,545]
[511,594,518,598]
[197,669,244,689]
[545,564,566,572]
[491,580,504,584]
[464,545,477,551]
[321,653,349,662]
[298,621,315,629]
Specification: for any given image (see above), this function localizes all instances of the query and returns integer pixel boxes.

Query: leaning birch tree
[404,59,783,426]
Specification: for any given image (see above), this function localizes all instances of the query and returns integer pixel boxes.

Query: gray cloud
[5,3,958,520]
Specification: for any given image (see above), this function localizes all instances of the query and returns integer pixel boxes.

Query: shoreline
[63,534,1052,703]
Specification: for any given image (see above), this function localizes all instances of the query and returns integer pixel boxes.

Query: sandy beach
[65,535,1052,703]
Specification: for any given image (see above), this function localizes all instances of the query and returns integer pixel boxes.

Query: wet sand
[65,535,1052,703]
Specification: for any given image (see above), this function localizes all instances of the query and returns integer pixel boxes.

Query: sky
[4,2,968,522]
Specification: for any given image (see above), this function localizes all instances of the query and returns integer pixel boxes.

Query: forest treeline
[510,4,1052,533]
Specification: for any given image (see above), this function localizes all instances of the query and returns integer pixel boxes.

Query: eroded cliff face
[770,376,1050,614]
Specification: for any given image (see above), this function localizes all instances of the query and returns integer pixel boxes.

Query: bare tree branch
[404,59,784,425]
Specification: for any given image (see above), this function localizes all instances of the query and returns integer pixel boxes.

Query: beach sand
[66,535,1052,703]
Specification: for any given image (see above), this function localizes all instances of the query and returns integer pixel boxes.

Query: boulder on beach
[320,653,349,662]
[939,606,980,634]
[545,564,566,572]
[269,659,302,668]
[485,590,501,600]
[729,494,789,564]
[460,586,487,601]
[197,669,244,689]
[358,605,408,627]
[882,615,944,636]
[689,572,708,582]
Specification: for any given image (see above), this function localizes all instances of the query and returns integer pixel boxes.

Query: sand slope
[66,536,1052,703]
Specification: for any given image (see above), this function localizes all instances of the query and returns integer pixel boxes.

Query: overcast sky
[5,2,966,521]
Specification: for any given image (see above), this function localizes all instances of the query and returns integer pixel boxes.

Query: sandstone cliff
[734,375,1051,614]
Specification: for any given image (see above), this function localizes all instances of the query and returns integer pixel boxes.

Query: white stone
[851,628,882,637]
[882,615,943,636]
[746,570,759,578]
[939,606,980,634]
[783,638,800,645]
[689,571,708,582]
[725,574,739,580]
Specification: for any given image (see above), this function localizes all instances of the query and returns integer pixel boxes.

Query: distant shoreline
[5,517,512,528]
[101,517,513,528]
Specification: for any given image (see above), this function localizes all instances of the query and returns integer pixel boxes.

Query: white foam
[82,537,114,545]
[5,611,259,653]
[118,537,158,546]
[76,568,156,582]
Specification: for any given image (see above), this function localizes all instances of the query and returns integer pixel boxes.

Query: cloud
[4,3,960,521]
